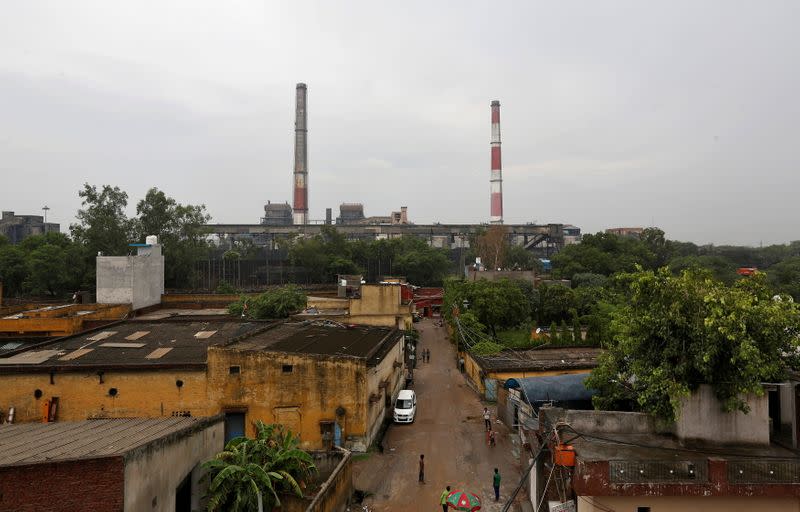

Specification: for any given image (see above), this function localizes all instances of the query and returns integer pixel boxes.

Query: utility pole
[42,205,50,234]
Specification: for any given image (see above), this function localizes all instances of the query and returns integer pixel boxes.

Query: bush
[470,340,505,355]
[228,285,307,319]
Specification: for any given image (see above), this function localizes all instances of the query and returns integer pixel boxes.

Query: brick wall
[0,457,124,512]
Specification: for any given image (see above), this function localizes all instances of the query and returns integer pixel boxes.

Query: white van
[393,389,416,423]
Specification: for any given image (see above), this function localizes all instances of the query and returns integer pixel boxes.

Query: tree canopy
[586,268,800,422]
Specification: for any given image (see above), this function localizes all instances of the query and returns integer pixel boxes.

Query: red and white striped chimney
[490,100,503,224]
[293,83,309,225]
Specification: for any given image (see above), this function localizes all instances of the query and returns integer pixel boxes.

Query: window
[229,366,241,375]
[637,507,651,512]
[282,364,293,373]
[224,412,245,443]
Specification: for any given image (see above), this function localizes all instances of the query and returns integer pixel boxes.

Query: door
[484,378,497,401]
[334,421,342,447]
[224,412,245,443]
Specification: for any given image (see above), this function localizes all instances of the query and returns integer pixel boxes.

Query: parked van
[393,389,417,423]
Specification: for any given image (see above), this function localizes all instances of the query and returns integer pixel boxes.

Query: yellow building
[301,283,414,330]
[0,319,406,452]
[0,303,131,338]
[460,347,601,400]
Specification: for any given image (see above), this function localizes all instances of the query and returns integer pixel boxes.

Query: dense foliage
[287,227,452,286]
[586,268,800,422]
[228,286,307,319]
[552,228,800,300]
[0,184,210,298]
[202,422,316,512]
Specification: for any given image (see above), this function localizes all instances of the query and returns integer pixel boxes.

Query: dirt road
[353,318,525,511]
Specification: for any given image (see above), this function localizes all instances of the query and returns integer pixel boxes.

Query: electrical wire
[535,462,555,512]
[579,495,618,512]
[501,429,556,512]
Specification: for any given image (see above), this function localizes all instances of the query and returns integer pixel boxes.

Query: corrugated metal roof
[0,417,215,467]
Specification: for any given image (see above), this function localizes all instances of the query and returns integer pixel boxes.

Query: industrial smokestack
[489,100,503,224]
[293,83,309,225]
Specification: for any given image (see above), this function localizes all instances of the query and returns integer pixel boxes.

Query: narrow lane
[353,317,525,511]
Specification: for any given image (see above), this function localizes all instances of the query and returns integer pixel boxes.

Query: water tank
[145,235,159,245]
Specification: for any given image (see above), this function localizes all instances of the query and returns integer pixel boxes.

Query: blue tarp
[504,373,596,403]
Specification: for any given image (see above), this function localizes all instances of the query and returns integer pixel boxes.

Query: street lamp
[42,206,50,234]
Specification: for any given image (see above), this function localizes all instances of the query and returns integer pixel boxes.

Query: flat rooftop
[0,320,268,372]
[228,322,403,366]
[471,347,601,372]
[0,319,403,371]
[0,417,220,467]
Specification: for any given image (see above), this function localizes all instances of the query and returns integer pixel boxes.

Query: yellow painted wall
[0,338,404,451]
[348,285,412,329]
[306,296,349,311]
[460,351,591,396]
[206,348,370,450]
[0,370,210,422]
[364,338,405,446]
[0,304,131,336]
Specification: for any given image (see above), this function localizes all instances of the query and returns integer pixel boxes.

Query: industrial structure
[490,100,503,224]
[293,83,309,225]
[238,85,576,257]
[0,211,60,243]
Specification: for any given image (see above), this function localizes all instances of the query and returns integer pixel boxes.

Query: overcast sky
[1,1,798,245]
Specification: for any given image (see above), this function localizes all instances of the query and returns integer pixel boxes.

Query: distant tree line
[0,184,210,298]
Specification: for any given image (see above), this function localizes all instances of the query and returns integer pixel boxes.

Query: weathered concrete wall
[363,336,405,451]
[97,245,164,310]
[207,348,369,451]
[123,417,224,512]
[579,495,800,512]
[676,384,769,446]
[280,449,354,512]
[542,407,661,435]
[307,296,349,311]
[349,285,412,329]
[468,269,536,283]
[0,369,211,423]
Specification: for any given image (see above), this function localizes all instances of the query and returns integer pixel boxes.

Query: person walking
[418,454,425,483]
[493,468,501,501]
[440,485,450,512]
[483,407,491,430]
[426,348,431,363]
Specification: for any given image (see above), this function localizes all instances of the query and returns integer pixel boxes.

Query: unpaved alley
[353,318,526,511]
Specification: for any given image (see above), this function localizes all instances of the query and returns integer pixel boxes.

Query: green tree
[229,286,307,319]
[571,309,582,344]
[0,244,27,296]
[25,244,70,296]
[70,183,134,257]
[202,422,315,512]
[586,268,800,422]
[134,187,211,288]
[766,256,800,300]
[536,284,575,325]
[668,255,738,284]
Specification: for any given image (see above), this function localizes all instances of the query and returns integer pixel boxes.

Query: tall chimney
[490,100,503,224]
[293,83,309,225]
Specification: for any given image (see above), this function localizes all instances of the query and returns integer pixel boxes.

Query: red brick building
[0,416,222,512]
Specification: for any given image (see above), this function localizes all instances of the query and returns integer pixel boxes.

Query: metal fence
[728,459,800,484]
[609,460,708,483]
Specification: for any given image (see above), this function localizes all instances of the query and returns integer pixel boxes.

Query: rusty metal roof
[0,416,221,467]
[0,319,402,371]
[0,320,269,372]
[226,322,403,366]
[471,347,601,373]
